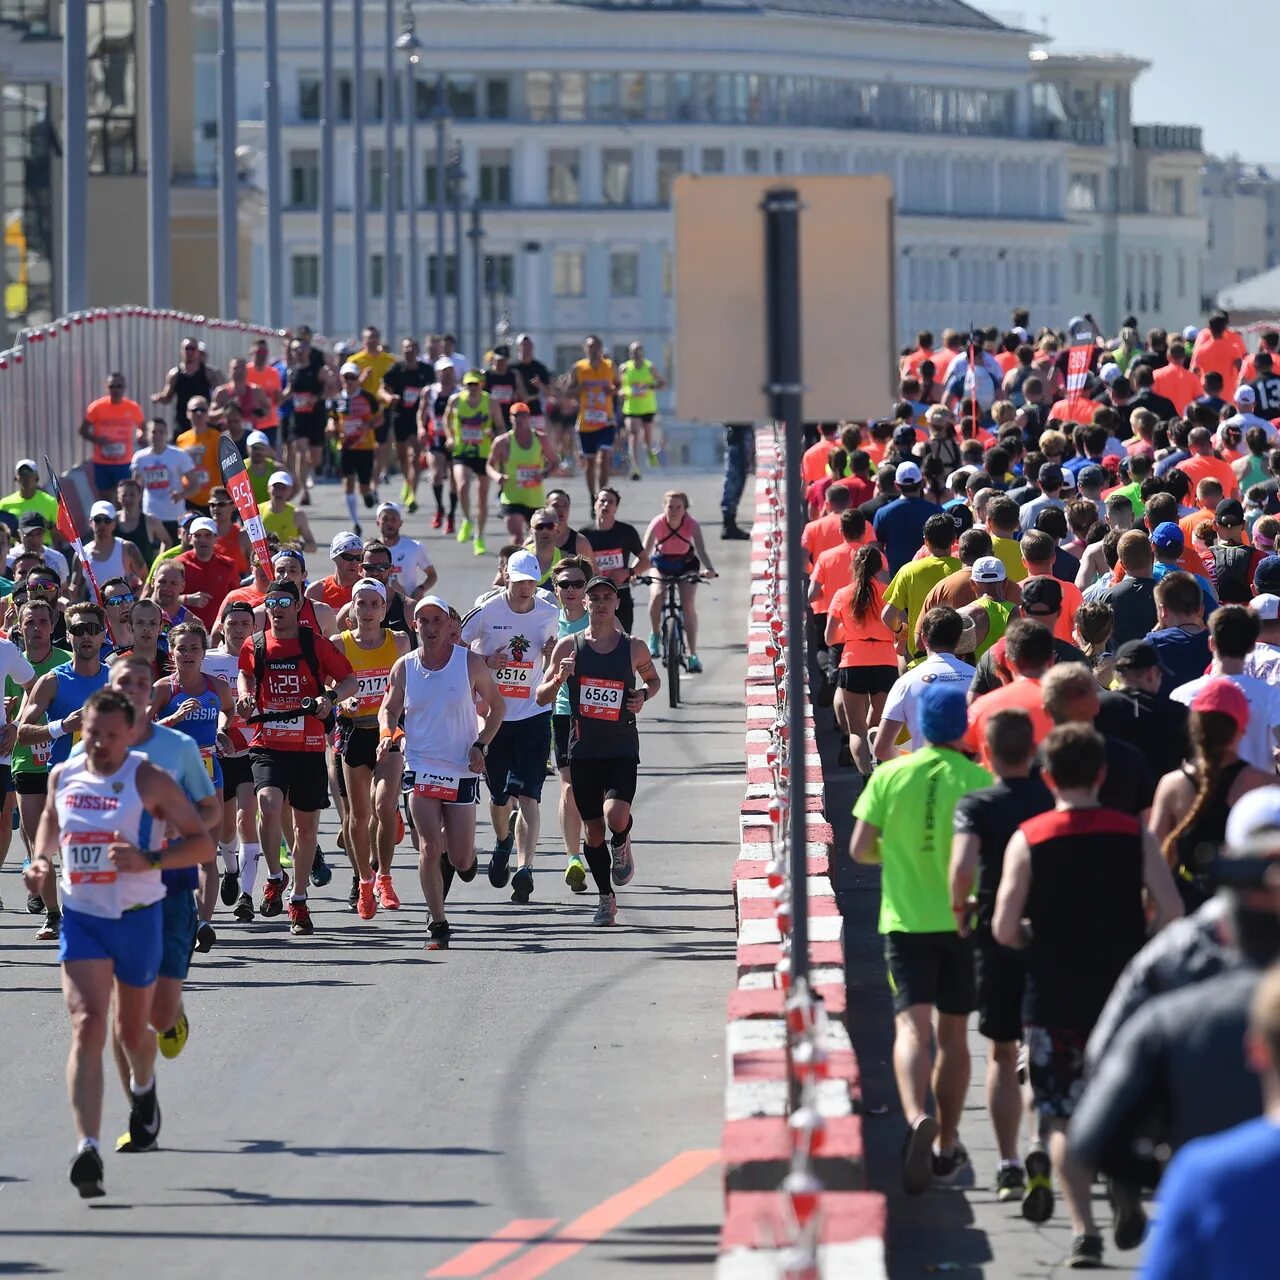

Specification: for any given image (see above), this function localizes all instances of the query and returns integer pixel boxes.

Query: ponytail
[850,545,884,624]
[1162,710,1237,872]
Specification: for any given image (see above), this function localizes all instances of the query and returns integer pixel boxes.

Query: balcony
[1133,124,1202,153]
[1050,118,1106,146]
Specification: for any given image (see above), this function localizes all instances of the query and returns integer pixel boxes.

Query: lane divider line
[426,1219,559,1277]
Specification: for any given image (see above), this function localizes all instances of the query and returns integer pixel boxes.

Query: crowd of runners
[0,325,738,1201]
[801,310,1280,1271]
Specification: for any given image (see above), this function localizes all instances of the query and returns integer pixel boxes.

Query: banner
[218,435,272,575]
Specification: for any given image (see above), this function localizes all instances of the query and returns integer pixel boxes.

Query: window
[1177,253,1186,297]
[478,149,512,205]
[743,147,762,174]
[447,75,477,119]
[610,250,639,297]
[657,147,684,205]
[527,71,554,122]
[367,148,404,210]
[620,72,646,121]
[701,147,725,174]
[371,253,403,299]
[428,254,459,295]
[289,149,319,209]
[1153,176,1184,216]
[555,344,583,375]
[88,0,139,174]
[336,74,353,123]
[482,75,511,120]
[1068,172,1100,212]
[553,250,586,297]
[602,148,632,205]
[483,254,515,295]
[291,254,319,298]
[299,72,321,121]
[558,71,585,122]
[589,72,618,121]
[548,148,581,204]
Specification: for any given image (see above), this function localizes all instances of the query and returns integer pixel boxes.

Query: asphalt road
[2,463,748,1280]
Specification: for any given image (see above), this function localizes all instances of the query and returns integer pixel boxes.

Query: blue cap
[1151,521,1184,550]
[920,682,970,746]
[1255,555,1280,595]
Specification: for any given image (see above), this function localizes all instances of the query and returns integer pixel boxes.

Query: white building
[1203,156,1280,306]
[186,0,1207,401]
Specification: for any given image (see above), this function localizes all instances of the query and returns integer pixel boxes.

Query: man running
[379,337,432,513]
[422,357,458,532]
[489,401,559,542]
[328,364,382,533]
[582,487,650,634]
[375,501,436,601]
[23,686,212,1198]
[537,575,660,924]
[565,335,620,499]
[379,596,504,949]
[619,342,666,479]
[448,370,503,555]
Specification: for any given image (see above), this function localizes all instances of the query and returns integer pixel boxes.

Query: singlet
[248,460,275,508]
[557,525,581,557]
[9,645,69,776]
[202,648,250,757]
[485,368,519,424]
[244,363,282,430]
[117,513,160,568]
[287,362,325,419]
[173,364,215,430]
[384,591,413,644]
[160,673,223,785]
[216,526,249,577]
[334,391,377,450]
[56,752,161,919]
[574,358,616,433]
[87,537,128,585]
[567,630,639,761]
[1172,760,1250,910]
[651,514,698,566]
[48,661,109,766]
[339,628,399,727]
[501,434,547,510]
[620,360,658,417]
[452,392,493,459]
[223,381,263,422]
[263,504,302,546]
[402,644,478,780]
[316,575,352,611]
[554,612,591,716]
[525,544,562,588]
[1240,455,1270,497]
[974,597,1017,660]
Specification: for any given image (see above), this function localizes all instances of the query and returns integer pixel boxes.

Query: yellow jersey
[348,349,397,398]
[574,358,616,434]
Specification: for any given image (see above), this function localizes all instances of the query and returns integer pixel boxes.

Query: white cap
[413,594,451,618]
[1182,325,1201,342]
[1060,469,1076,490]
[14,458,37,475]
[339,361,360,377]
[1250,594,1280,621]
[895,461,922,486]
[246,429,271,449]
[971,555,1007,584]
[1011,325,1029,342]
[1099,362,1123,385]
[434,356,454,373]
[267,469,293,488]
[946,465,978,488]
[89,500,117,521]
[1235,384,1257,407]
[189,516,218,535]
[506,549,542,582]
[1225,785,1280,855]
[351,577,386,601]
[330,531,363,558]
[375,501,402,518]
[334,342,353,358]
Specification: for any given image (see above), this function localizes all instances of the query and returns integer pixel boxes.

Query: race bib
[414,770,460,801]
[530,415,547,431]
[490,385,513,404]
[516,464,543,490]
[582,409,608,428]
[495,661,534,699]
[261,706,304,746]
[461,423,485,446]
[32,741,52,767]
[102,440,127,460]
[63,828,116,885]
[594,550,624,572]
[630,383,651,397]
[355,667,390,712]
[293,391,317,412]
[201,746,216,777]
[190,468,209,488]
[140,465,169,492]
[580,677,625,721]
[402,387,420,406]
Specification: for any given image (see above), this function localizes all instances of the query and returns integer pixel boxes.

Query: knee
[936,1014,971,1051]
[70,1006,107,1051]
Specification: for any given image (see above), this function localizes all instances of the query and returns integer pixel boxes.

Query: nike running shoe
[1022,1143,1054,1223]
[288,899,314,936]
[995,1163,1026,1203]
[127,1082,161,1153]
[445,514,456,536]
[564,854,588,893]
[510,866,534,903]
[427,920,451,950]
[357,880,377,920]
[456,518,473,543]
[431,510,443,530]
[610,832,635,887]
[260,873,289,918]
[647,633,660,658]
[194,921,216,953]
[310,847,333,887]
[219,871,240,907]
[473,535,487,556]
[232,892,255,922]
[362,490,376,510]
[70,1146,105,1198]
[687,654,704,674]
[593,893,617,926]
[487,844,512,888]
[157,1010,190,1061]
[36,911,60,941]
[376,874,401,910]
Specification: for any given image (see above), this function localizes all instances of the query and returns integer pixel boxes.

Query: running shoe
[348,874,360,910]
[431,510,443,530]
[1066,1235,1103,1270]
[310,847,333,887]
[610,831,635,887]
[157,1010,190,1060]
[299,490,311,506]
[487,843,512,888]
[687,654,703,674]
[288,899,314,936]
[473,535,487,556]
[260,873,289,918]
[26,881,44,913]
[564,854,588,893]
[630,468,641,482]
[278,840,293,869]
[427,920,451,949]
[456,857,477,883]
[995,1163,1026,1203]
[931,1141,969,1184]
[232,892,255,922]
[362,490,376,510]
[1022,1143,1054,1223]
[1108,1178,1147,1251]
[456,518,473,543]
[406,499,418,515]
[647,633,660,658]
[445,514,456,535]
[127,1082,161,1152]
[352,522,362,538]
[901,1115,939,1196]
[648,449,659,467]
[356,880,377,920]
[36,911,60,941]
[376,874,401,910]
[510,866,534,903]
[194,921,216,953]
[219,871,240,907]
[593,893,617,926]
[69,1145,106,1198]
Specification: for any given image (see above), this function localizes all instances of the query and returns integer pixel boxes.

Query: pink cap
[1190,677,1250,732]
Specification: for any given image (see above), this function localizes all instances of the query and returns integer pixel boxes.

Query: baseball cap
[189,516,217,535]
[1182,324,1201,342]
[351,577,386,601]
[585,575,620,596]
[892,423,917,446]
[1099,362,1123,385]
[506,549,542,582]
[920,682,969,746]
[1235,385,1257,407]
[414,594,450,618]
[1021,576,1063,615]
[434,356,454,373]
[1190,677,1250,733]
[267,469,294,488]
[178,511,199,529]
[339,361,360,378]
[18,511,45,530]
[1251,594,1280,621]
[1039,463,1064,490]
[510,401,530,416]
[1151,521,1185,550]
[1225,785,1280,856]
[330,531,363,558]
[1256,555,1280,595]
[970,555,1006,584]
[1077,464,1106,488]
[265,578,301,602]
[246,429,271,449]
[1215,498,1246,527]
[463,371,484,386]
[14,458,36,476]
[375,501,402,518]
[89,500,117,521]
[1113,639,1162,672]
[492,344,510,358]
[895,461,922,486]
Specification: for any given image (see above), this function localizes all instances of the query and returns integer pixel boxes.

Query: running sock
[441,851,456,900]
[267,871,283,883]
[456,856,477,883]
[495,832,515,855]
[290,892,308,904]
[78,1137,99,1154]
[241,842,261,895]
[219,840,239,874]
[583,842,612,896]
[345,491,360,525]
[129,1075,155,1096]
[609,816,634,849]
[432,482,444,514]
[449,488,458,517]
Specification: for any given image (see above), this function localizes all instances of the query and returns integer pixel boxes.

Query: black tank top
[557,525,579,556]
[567,631,639,762]
[173,365,215,430]
[116,513,159,568]
[385,591,414,648]
[1174,759,1249,910]
[1021,807,1147,1029]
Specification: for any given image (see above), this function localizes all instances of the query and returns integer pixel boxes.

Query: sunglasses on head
[68,621,104,637]
[265,595,295,609]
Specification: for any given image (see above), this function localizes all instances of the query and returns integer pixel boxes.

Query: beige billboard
[673,174,895,424]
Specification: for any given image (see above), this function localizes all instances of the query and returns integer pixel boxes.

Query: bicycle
[634,572,708,708]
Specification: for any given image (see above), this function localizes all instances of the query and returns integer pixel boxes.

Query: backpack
[962,358,998,411]
[252,627,337,731]
[923,434,962,473]
[1211,544,1254,604]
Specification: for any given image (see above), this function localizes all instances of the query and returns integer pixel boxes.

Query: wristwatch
[147,849,164,869]
[472,739,488,756]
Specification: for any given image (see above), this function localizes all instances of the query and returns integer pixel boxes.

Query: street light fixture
[396,1,422,336]
[446,147,467,346]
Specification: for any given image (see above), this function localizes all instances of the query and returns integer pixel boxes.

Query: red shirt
[314,574,353,611]
[220,583,266,614]
[966,678,1052,766]
[829,475,874,508]
[237,630,353,752]
[177,550,243,630]
[1048,396,1099,425]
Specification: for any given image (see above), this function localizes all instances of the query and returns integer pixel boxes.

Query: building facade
[1203,156,1280,307]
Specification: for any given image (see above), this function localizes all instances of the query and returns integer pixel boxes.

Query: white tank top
[89,537,128,585]
[202,649,249,757]
[56,752,163,919]
[403,644,479,778]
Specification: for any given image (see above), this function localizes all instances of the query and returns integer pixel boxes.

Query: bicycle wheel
[664,616,681,708]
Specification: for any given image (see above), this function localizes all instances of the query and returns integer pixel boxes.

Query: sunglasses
[27,581,56,593]
[337,552,362,564]
[532,524,555,532]
[91,516,114,524]
[191,406,209,414]
[265,595,296,609]
[209,499,232,508]
[68,622,104,637]
[342,373,358,381]
[556,578,587,589]
[108,383,124,391]
[361,561,391,573]
[105,592,135,605]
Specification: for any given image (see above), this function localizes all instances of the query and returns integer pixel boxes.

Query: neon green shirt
[852,745,991,934]
[883,555,959,644]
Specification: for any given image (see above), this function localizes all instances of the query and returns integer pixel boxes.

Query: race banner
[45,455,112,640]
[218,435,272,575]
[1066,343,1092,413]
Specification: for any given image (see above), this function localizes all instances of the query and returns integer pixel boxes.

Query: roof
[545,0,1012,29]
[1218,264,1280,319]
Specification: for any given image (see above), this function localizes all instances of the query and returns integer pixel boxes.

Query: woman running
[642,490,717,674]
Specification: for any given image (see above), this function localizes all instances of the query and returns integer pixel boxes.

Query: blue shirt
[1155,448,1191,478]
[873,495,943,575]
[1141,1116,1280,1279]
[1144,625,1212,696]
[1153,560,1218,617]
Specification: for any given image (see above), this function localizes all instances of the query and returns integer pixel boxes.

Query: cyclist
[583,487,650,634]
[537,576,661,925]
[448,370,504,555]
[642,490,718,673]
[565,335,620,499]
[488,402,559,542]
[619,342,666,479]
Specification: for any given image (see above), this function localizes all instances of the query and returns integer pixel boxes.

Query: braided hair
[1162,709,1238,875]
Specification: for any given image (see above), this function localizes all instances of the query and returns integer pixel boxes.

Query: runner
[423,357,459,532]
[619,342,666,478]
[72,502,148,599]
[152,337,220,434]
[489,402,559,542]
[582,487,649,634]
[283,336,333,505]
[328,363,381,533]
[545,488,596,562]
[113,477,171,569]
[235,578,357,935]
[245,337,284,450]
[22,685,212,1198]
[0,618,36,890]
[129,419,194,542]
[244,430,278,506]
[262,470,317,552]
[460,548,560,903]
[378,595,504,949]
[537,575,660,925]
[308,532,364,615]
[175,517,241,631]
[206,486,253,578]
[258,548,339,637]
[211,357,272,433]
[335,541,414,640]
[643,490,718,673]
[512,334,554,437]
[80,373,145,500]
[484,344,526,429]
[348,326,397,485]
[378,337,432,513]
[333,579,410,919]
[564,335,620,499]
[174,398,222,515]
[448,370,503,555]
[375,502,436,600]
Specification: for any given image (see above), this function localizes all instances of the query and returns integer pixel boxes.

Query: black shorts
[1025,1025,1089,1119]
[883,931,976,1017]
[341,450,375,485]
[616,589,634,634]
[0,763,11,794]
[219,752,253,796]
[626,412,655,424]
[454,455,487,478]
[836,665,898,695]
[338,721,378,771]
[501,503,537,522]
[428,433,452,457]
[578,427,615,456]
[249,747,331,812]
[552,714,572,770]
[374,419,391,446]
[485,713,552,805]
[14,770,48,796]
[294,412,327,447]
[393,415,419,444]
[974,933,1026,1044]
[567,757,639,821]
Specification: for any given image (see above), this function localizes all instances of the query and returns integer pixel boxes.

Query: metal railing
[0,309,302,482]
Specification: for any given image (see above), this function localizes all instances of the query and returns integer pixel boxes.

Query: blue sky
[987,3,1271,166]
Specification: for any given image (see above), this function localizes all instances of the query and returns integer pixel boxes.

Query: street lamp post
[434,74,447,335]
[446,148,465,349]
[468,202,484,365]
[394,3,422,339]
[382,0,396,340]
[352,0,367,332]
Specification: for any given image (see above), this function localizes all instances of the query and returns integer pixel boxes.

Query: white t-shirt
[447,353,470,380]
[460,591,560,723]
[1245,641,1280,686]
[1170,672,1280,772]
[131,446,196,522]
[8,545,68,584]
[386,536,433,595]
[0,637,35,765]
[880,652,974,751]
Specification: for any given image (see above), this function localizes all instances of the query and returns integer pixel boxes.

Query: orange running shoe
[376,874,401,910]
[357,879,377,920]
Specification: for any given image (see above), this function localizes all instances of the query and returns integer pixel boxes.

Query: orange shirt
[244,363,282,431]
[810,538,867,613]
[828,579,896,668]
[802,439,840,486]
[966,677,1052,767]
[1048,396,1099,425]
[1023,570,1083,643]
[1178,507,1216,548]
[84,395,144,466]
[996,351,1020,375]
[175,425,222,506]
[800,513,846,569]
[900,348,935,378]
[1192,331,1246,393]
[1241,348,1279,383]
[1176,453,1239,501]
[1153,363,1204,414]
[316,574,353,611]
